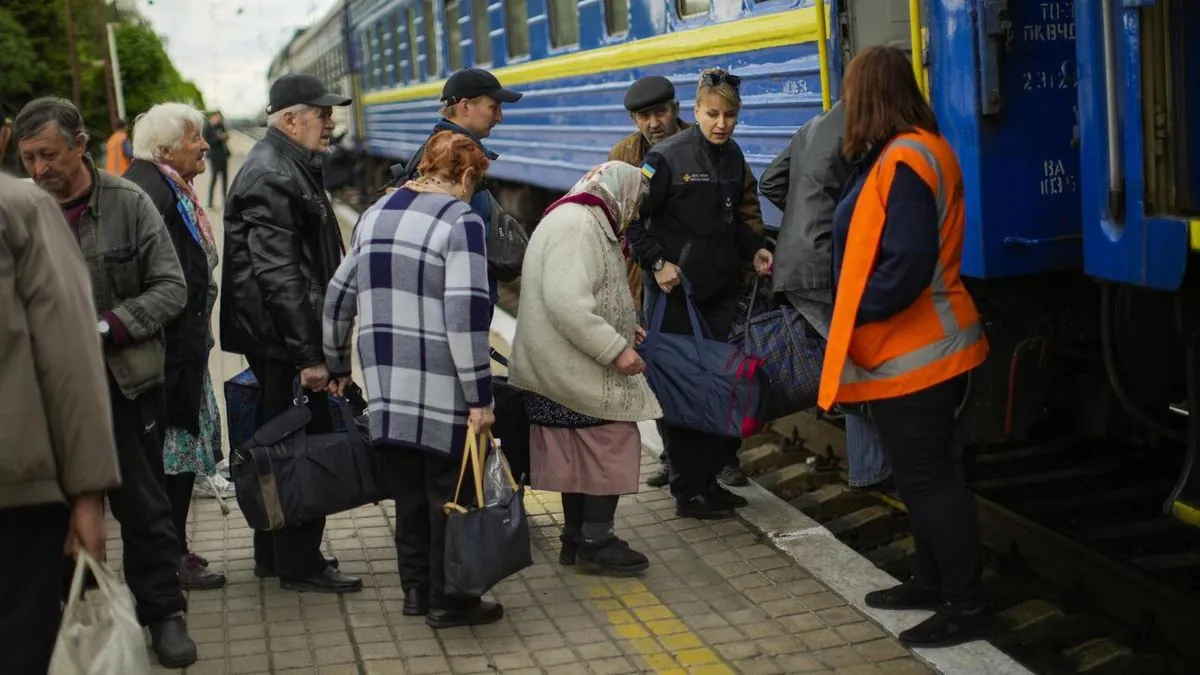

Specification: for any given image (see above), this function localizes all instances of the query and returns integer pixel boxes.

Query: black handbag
[443,431,533,597]
[489,348,530,484]
[231,386,388,531]
[487,193,528,282]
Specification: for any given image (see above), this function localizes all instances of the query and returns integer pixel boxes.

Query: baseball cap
[441,68,522,104]
[267,73,353,114]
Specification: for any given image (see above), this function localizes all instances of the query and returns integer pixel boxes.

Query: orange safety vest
[818,130,988,409]
[105,131,131,176]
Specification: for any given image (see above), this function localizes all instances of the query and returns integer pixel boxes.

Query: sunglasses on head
[701,71,741,89]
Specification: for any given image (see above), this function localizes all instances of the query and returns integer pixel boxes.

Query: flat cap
[624,76,675,113]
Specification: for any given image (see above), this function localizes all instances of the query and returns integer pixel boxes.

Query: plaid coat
[323,188,493,457]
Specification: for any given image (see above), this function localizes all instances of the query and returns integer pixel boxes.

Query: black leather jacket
[219,128,344,367]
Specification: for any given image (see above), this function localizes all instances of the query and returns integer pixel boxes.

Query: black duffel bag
[489,348,530,484]
[231,386,388,531]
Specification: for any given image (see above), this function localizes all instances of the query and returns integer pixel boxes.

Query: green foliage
[0,0,204,150]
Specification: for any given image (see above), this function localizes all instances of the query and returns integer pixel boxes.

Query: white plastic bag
[483,439,517,507]
[50,550,151,675]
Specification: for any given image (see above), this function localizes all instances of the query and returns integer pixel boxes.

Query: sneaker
[193,473,236,500]
[864,579,942,611]
[576,538,650,576]
[717,464,749,487]
[179,553,226,591]
[898,603,995,648]
[645,469,669,488]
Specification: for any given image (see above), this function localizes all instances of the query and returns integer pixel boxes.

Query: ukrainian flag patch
[641,162,656,179]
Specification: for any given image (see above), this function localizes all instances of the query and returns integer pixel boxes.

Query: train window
[378,22,394,87]
[605,0,628,35]
[470,0,492,65]
[503,0,529,58]
[391,13,409,83]
[369,27,382,88]
[546,0,579,47]
[423,0,441,77]
[676,0,707,18]
[407,8,421,79]
[359,33,372,88]
[445,0,464,71]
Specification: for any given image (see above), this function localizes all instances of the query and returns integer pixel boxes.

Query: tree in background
[0,0,204,169]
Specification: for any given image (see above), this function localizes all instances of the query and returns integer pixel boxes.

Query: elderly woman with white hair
[124,102,228,591]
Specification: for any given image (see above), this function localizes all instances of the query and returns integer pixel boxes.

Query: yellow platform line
[524,489,736,674]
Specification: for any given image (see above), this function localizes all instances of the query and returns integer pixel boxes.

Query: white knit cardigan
[509,202,663,423]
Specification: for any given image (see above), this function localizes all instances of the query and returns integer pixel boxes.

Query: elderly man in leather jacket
[220,74,362,594]
[13,97,196,668]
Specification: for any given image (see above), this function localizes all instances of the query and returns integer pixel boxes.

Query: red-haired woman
[324,130,500,629]
[819,46,992,647]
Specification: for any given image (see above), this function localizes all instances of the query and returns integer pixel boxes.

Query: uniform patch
[681,172,710,183]
[641,162,656,179]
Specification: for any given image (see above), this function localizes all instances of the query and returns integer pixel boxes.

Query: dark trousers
[652,288,743,499]
[0,504,70,675]
[246,356,331,580]
[381,448,469,609]
[561,493,620,529]
[165,473,197,554]
[867,374,984,606]
[207,160,228,207]
[104,380,188,624]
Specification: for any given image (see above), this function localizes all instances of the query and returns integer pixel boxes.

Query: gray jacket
[760,100,849,293]
[79,159,187,399]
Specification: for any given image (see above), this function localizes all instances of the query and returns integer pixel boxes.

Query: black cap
[624,76,676,113]
[441,68,522,104]
[267,73,352,114]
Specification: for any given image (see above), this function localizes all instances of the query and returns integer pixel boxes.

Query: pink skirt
[529,422,642,495]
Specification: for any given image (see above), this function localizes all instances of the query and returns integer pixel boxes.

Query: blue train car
[318,0,1200,520]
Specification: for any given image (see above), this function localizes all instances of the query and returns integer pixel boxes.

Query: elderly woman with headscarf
[509,161,663,576]
[123,102,227,591]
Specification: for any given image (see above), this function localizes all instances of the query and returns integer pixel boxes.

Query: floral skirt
[163,369,222,477]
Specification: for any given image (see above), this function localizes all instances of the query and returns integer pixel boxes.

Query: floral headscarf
[544,161,649,235]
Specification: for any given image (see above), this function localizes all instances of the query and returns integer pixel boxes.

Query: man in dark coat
[220,74,361,594]
[203,111,229,208]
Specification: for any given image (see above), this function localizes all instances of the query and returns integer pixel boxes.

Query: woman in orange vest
[819,46,992,647]
[105,119,132,176]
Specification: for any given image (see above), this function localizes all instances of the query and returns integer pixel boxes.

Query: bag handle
[63,550,122,617]
[444,430,520,514]
[642,274,714,365]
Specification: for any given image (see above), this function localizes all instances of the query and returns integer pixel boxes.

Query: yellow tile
[644,653,679,670]
[586,585,613,599]
[615,623,650,640]
[691,658,734,667]
[634,605,676,622]
[594,599,621,612]
[631,637,662,654]
[658,670,688,675]
[609,579,648,595]
[606,609,637,625]
[620,592,659,608]
[646,618,689,636]
[659,633,704,651]
[675,648,721,667]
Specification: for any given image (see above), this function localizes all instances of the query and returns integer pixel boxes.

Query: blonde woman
[510,161,662,575]
[625,69,773,520]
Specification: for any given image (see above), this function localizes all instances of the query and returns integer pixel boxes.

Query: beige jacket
[0,173,121,508]
[510,202,662,422]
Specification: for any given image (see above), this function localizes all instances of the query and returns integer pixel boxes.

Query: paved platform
[95,134,1028,674]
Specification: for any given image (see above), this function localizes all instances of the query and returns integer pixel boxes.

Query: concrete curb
[488,306,1031,675]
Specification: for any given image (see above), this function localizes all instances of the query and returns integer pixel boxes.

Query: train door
[839,0,912,58]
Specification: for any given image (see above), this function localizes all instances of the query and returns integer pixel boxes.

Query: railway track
[743,412,1200,674]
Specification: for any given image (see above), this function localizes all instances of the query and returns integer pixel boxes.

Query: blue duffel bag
[637,276,772,439]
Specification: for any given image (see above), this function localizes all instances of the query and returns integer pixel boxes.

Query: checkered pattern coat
[323,188,493,457]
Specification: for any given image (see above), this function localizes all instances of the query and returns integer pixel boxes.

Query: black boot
[577,537,649,576]
[280,566,363,594]
[426,598,504,629]
[864,578,942,611]
[403,587,430,616]
[559,530,580,566]
[899,603,995,648]
[707,483,748,508]
[255,554,339,578]
[148,612,198,668]
[676,494,735,520]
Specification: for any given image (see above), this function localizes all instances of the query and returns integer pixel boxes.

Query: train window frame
[546,0,580,49]
[470,0,492,66]
[604,0,629,37]
[675,0,709,19]
[391,12,409,85]
[502,0,530,60]
[379,20,396,87]
[406,7,422,80]
[445,0,465,71]
[422,0,441,79]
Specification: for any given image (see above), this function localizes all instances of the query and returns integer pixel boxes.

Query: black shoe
[717,465,749,487]
[403,588,430,616]
[864,579,943,611]
[675,494,735,520]
[645,469,669,488]
[559,533,579,566]
[148,613,198,668]
[898,603,995,648]
[426,601,504,629]
[577,537,650,576]
[255,554,339,578]
[280,566,363,594]
[708,484,748,508]
[179,553,226,591]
